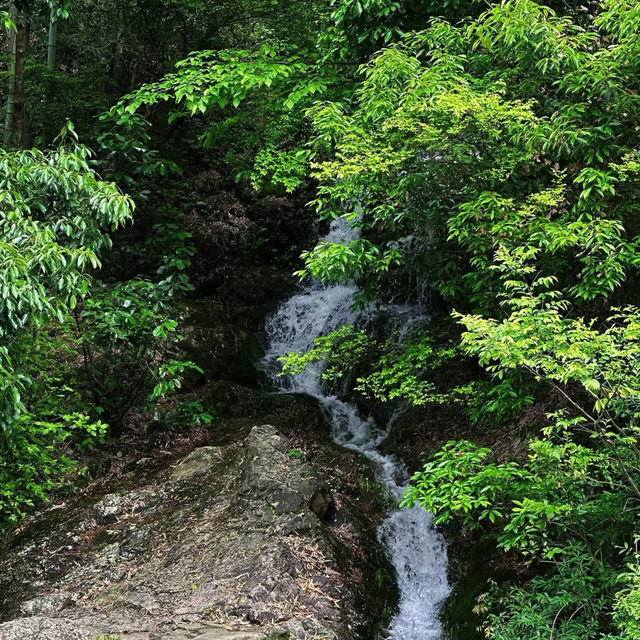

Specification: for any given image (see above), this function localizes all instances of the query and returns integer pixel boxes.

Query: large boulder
[0,423,392,640]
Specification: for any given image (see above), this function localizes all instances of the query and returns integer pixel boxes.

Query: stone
[0,423,393,639]
[93,494,123,524]
[19,593,71,617]
[309,487,333,520]
[191,630,265,640]
[243,425,319,514]
[0,618,91,640]
[97,542,120,567]
[170,446,224,481]
[246,606,273,625]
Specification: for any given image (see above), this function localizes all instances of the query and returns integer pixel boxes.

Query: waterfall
[262,217,450,639]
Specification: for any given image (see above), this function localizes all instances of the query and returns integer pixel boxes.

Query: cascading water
[262,218,450,639]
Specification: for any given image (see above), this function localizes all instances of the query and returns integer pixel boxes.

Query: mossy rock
[441,535,517,640]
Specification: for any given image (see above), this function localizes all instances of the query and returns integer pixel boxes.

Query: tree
[46,0,57,69]
[256,1,640,636]
[0,138,135,526]
[0,140,134,428]
[4,0,28,146]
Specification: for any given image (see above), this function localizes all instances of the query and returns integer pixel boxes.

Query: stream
[262,218,451,639]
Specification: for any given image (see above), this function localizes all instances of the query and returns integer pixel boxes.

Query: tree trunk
[3,5,17,145]
[42,1,58,145]
[47,3,58,70]
[4,0,28,148]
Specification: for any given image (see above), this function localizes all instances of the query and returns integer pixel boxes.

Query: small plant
[160,401,214,432]
[287,448,305,460]
[373,567,393,589]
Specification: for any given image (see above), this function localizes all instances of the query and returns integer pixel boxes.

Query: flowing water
[262,218,450,639]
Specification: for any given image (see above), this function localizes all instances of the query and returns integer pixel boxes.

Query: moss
[440,535,517,640]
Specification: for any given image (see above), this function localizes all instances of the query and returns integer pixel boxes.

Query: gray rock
[243,425,319,515]
[0,618,91,640]
[0,423,392,639]
[93,493,123,524]
[0,619,266,640]
[191,630,265,640]
[97,542,120,567]
[19,593,71,617]
[246,606,273,625]
[170,446,225,481]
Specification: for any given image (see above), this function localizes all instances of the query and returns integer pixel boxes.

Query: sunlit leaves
[112,44,332,191]
[455,274,640,419]
[0,146,133,430]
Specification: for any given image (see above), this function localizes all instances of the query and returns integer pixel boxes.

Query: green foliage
[402,253,640,635]
[403,441,527,532]
[613,553,640,640]
[354,334,455,406]
[75,277,200,427]
[280,322,533,423]
[0,143,134,529]
[479,551,621,640]
[113,44,332,191]
[96,112,182,197]
[455,252,640,421]
[2,0,640,635]
[319,0,405,61]
[0,413,107,529]
[158,401,213,432]
[301,1,640,310]
[267,2,640,637]
[280,324,371,381]
[0,144,133,430]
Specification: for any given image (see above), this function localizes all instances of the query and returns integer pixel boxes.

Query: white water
[262,218,450,639]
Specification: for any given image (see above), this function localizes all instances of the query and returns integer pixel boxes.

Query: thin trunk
[42,2,58,146]
[4,1,28,148]
[3,5,17,145]
[111,4,125,90]
[47,4,57,70]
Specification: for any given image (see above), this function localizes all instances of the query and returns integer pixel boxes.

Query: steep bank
[0,218,396,640]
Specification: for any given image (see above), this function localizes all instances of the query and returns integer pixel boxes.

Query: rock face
[0,421,392,640]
